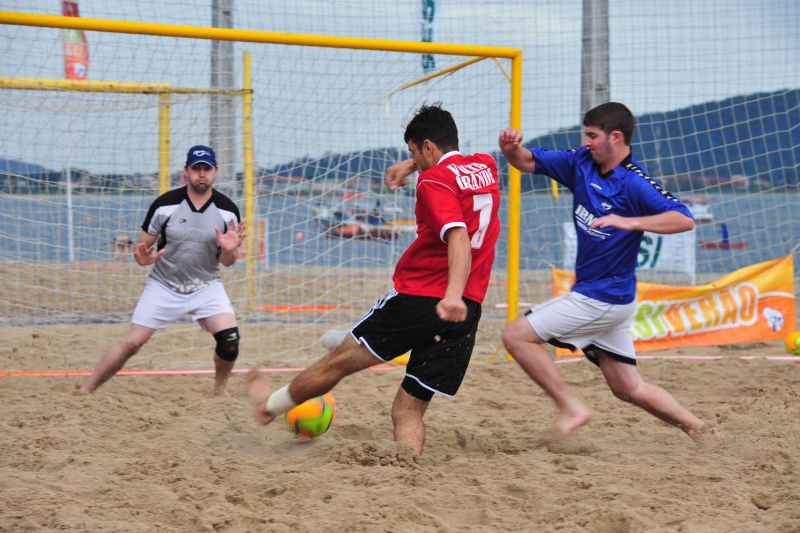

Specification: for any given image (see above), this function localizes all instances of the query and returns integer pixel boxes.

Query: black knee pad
[214,327,240,362]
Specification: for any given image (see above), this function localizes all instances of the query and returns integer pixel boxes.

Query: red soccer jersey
[393,151,501,304]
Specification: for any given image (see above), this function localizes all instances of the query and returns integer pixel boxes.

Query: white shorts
[525,292,637,364]
[131,279,235,331]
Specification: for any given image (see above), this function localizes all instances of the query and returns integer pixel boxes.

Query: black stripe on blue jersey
[624,162,678,202]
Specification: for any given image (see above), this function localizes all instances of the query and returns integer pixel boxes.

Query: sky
[0,0,797,175]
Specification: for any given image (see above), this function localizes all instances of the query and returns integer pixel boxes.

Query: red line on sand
[740,355,800,361]
[7,366,402,377]
[554,355,725,364]
[638,355,724,360]
[11,371,94,376]
[254,305,350,312]
[10,356,796,377]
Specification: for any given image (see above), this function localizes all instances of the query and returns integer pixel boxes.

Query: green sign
[421,0,436,73]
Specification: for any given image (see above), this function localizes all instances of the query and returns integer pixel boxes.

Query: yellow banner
[551,255,795,353]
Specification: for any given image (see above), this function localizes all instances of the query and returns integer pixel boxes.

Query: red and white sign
[62,1,89,80]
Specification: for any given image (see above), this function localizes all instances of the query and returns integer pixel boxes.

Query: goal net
[0,1,796,371]
[0,13,515,368]
[510,2,799,349]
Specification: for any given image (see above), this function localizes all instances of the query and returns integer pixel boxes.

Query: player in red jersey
[246,104,500,454]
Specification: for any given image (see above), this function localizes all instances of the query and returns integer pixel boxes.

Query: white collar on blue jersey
[436,151,462,166]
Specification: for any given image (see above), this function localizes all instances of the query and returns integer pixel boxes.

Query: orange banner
[62,1,89,80]
[552,255,795,353]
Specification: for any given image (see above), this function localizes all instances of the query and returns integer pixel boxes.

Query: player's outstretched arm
[499,128,536,174]
[437,227,471,322]
[133,231,165,266]
[216,220,246,267]
[386,158,417,190]
[590,210,695,234]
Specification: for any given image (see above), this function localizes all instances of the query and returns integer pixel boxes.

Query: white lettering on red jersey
[393,151,501,303]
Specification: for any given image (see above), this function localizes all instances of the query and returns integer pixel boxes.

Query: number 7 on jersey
[471,193,493,249]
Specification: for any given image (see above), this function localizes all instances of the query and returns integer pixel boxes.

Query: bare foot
[689,426,727,450]
[554,408,593,436]
[214,386,231,398]
[245,369,277,426]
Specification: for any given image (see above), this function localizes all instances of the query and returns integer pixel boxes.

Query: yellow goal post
[0,63,256,295]
[0,73,253,197]
[0,11,524,325]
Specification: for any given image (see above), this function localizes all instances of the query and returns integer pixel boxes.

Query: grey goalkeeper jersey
[141,186,241,294]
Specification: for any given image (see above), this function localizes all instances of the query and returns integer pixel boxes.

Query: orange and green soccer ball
[785,331,800,355]
[283,393,337,439]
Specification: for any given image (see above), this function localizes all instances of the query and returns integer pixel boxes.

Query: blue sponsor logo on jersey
[575,204,609,239]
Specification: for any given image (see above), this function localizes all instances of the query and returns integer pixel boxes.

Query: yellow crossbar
[0,78,248,95]
[0,12,521,59]
[0,10,526,343]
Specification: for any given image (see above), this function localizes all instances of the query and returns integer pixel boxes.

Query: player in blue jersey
[499,102,725,449]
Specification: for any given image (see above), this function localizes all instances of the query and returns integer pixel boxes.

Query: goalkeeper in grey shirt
[80,146,246,396]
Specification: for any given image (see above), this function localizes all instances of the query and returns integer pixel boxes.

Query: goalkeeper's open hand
[216,219,246,254]
[134,241,165,266]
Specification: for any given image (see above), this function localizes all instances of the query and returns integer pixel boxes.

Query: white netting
[0,12,512,365]
[0,0,797,367]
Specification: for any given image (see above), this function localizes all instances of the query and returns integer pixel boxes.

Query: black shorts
[351,290,482,402]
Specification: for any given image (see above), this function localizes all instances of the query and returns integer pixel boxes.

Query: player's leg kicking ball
[245,370,277,426]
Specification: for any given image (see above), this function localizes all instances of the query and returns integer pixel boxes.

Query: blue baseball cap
[186,145,217,168]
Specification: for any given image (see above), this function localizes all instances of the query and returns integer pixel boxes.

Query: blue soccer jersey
[531,146,693,304]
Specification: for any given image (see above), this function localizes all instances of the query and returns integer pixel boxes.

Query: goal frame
[0,11,524,324]
[0,72,253,197]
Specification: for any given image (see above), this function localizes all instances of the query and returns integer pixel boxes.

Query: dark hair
[583,102,635,145]
[403,103,459,152]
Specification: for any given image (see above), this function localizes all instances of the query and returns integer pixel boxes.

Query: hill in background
[2,89,797,194]
[262,88,800,193]
[0,159,52,176]
[520,88,799,192]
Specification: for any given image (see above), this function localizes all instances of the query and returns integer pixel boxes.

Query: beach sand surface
[1,320,799,533]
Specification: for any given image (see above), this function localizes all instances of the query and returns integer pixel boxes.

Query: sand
[1,316,799,533]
